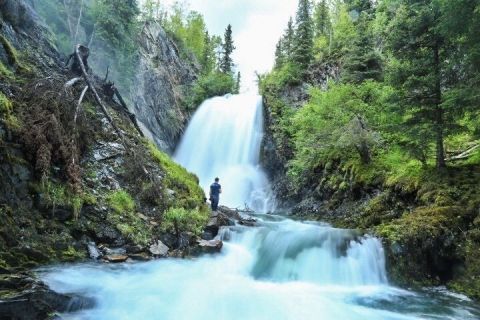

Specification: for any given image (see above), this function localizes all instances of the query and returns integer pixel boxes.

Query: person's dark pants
[211,195,219,211]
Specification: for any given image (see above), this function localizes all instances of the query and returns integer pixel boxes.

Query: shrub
[188,72,235,110]
[162,207,209,236]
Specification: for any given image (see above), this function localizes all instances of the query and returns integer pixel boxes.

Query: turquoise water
[40,217,480,320]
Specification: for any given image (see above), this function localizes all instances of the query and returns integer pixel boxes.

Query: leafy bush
[106,189,150,246]
[106,190,135,213]
[188,72,235,109]
[162,207,209,236]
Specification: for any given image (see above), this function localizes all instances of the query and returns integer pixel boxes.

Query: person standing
[209,177,222,211]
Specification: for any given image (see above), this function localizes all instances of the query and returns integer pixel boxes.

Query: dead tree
[66,45,90,75]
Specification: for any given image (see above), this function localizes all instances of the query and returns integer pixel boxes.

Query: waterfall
[174,93,275,212]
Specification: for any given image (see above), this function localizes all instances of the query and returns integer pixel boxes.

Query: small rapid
[174,94,275,212]
[40,217,480,320]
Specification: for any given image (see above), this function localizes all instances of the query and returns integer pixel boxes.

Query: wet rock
[194,239,223,255]
[103,255,128,263]
[125,244,144,254]
[87,242,102,260]
[149,240,169,257]
[131,23,198,152]
[178,232,195,249]
[128,253,151,262]
[0,273,95,320]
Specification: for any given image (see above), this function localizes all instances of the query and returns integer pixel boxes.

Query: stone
[103,255,128,263]
[128,253,151,262]
[0,272,95,319]
[195,239,223,254]
[87,242,102,260]
[149,240,169,257]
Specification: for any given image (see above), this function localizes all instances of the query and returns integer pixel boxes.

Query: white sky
[159,0,299,89]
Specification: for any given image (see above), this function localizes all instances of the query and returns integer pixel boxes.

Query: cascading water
[39,93,480,319]
[174,93,275,212]
[41,218,480,319]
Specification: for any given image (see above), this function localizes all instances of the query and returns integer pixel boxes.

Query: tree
[282,17,295,60]
[313,0,330,37]
[274,39,285,69]
[200,31,216,74]
[342,14,382,83]
[91,0,139,49]
[220,24,235,74]
[235,71,241,94]
[292,0,314,70]
[386,0,451,169]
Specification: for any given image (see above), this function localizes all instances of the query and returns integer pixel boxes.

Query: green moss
[0,61,13,78]
[0,92,20,130]
[0,35,19,66]
[106,190,151,246]
[0,35,30,74]
[60,246,86,262]
[34,180,93,220]
[106,190,135,213]
[147,142,205,209]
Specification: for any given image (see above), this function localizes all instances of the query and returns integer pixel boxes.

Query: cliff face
[0,0,207,274]
[131,23,198,152]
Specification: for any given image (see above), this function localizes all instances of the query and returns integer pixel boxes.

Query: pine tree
[200,31,215,74]
[220,24,235,74]
[282,17,295,60]
[342,14,382,83]
[313,0,330,37]
[292,0,314,70]
[235,71,241,94]
[274,39,285,69]
[387,0,451,169]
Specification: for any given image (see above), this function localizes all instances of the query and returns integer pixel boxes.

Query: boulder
[149,240,169,257]
[87,242,102,260]
[103,255,128,263]
[0,273,95,320]
[194,239,223,255]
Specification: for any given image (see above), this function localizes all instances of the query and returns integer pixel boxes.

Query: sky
[160,0,299,89]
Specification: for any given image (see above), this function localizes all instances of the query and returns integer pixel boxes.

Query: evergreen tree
[235,71,241,94]
[387,0,452,168]
[274,39,285,69]
[292,0,314,70]
[200,31,215,74]
[282,17,295,60]
[220,24,235,74]
[313,0,330,37]
[342,14,382,83]
[92,0,139,49]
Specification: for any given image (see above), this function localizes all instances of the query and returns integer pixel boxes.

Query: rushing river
[41,93,480,319]
[41,216,480,320]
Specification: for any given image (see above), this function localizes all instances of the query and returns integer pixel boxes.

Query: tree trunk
[433,42,446,169]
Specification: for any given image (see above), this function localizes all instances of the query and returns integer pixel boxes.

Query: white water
[41,218,479,320]
[174,94,275,212]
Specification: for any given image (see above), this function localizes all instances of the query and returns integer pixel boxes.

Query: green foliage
[147,142,205,209]
[36,180,92,220]
[106,190,135,214]
[106,189,150,246]
[292,0,314,70]
[220,24,235,74]
[0,92,19,131]
[288,81,388,185]
[162,207,209,236]
[188,72,236,108]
